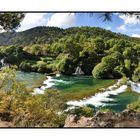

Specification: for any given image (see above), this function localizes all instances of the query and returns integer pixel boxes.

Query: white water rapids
[32,75,72,94]
[32,74,140,108]
[67,80,140,108]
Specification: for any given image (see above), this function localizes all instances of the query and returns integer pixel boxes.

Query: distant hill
[65,27,140,44]
[0,26,140,46]
[0,26,65,46]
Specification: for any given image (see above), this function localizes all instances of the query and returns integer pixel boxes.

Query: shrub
[0,68,67,127]
[36,61,47,73]
[57,55,75,75]
[92,62,110,79]
[132,65,140,82]
[69,106,94,117]
[40,57,53,62]
[99,107,113,113]
[19,61,32,72]
[127,101,140,112]
[35,61,53,73]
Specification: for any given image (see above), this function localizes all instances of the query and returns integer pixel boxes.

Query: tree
[132,63,140,82]
[79,44,97,75]
[0,67,26,94]
[92,62,110,79]
[0,13,25,31]
[88,12,140,22]
[19,61,32,72]
[57,54,75,75]
[92,52,123,79]
[92,37,106,54]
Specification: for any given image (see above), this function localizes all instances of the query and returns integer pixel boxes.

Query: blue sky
[17,13,140,38]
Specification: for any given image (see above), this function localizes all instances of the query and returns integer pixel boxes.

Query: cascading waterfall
[33,76,55,94]
[0,58,5,67]
[66,80,140,109]
[129,81,140,93]
[67,80,127,108]
[33,75,72,94]
[30,71,140,111]
[0,57,10,70]
[74,66,84,75]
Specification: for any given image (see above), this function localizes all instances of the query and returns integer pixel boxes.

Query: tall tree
[0,13,25,31]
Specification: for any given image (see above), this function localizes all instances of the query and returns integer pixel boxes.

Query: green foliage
[132,64,140,82]
[69,106,94,117]
[92,52,123,79]
[92,62,109,79]
[0,91,66,127]
[0,26,139,81]
[36,61,47,72]
[127,101,140,112]
[0,45,35,65]
[79,44,97,74]
[0,13,25,31]
[57,54,75,75]
[40,57,53,62]
[0,67,26,94]
[0,26,64,46]
[0,68,66,127]
[19,61,32,72]
[36,61,52,73]
[92,37,106,54]
[119,76,129,85]
[24,44,50,56]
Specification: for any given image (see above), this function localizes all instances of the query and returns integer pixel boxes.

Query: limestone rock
[64,109,140,128]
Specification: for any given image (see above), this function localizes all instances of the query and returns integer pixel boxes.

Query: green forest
[0,26,139,82]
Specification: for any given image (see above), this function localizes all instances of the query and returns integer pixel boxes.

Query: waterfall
[56,73,61,77]
[74,66,84,75]
[67,80,127,108]
[32,75,72,94]
[129,81,140,93]
[66,80,140,110]
[0,57,9,70]
[0,58,5,67]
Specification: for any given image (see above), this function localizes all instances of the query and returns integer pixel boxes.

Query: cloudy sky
[17,13,140,37]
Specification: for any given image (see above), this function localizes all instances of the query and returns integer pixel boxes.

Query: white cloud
[132,34,140,38]
[17,13,76,31]
[18,13,48,31]
[118,14,140,32]
[117,24,126,31]
[46,13,76,27]
[119,14,140,25]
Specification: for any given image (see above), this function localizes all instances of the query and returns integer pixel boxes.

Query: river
[16,71,140,112]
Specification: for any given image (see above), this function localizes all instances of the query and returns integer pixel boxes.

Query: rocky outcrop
[0,121,13,127]
[64,109,140,128]
[64,115,94,127]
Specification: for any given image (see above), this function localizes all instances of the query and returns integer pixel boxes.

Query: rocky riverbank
[0,121,13,127]
[64,109,140,127]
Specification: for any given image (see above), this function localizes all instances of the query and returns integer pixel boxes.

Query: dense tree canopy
[0,25,140,82]
[0,13,25,31]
